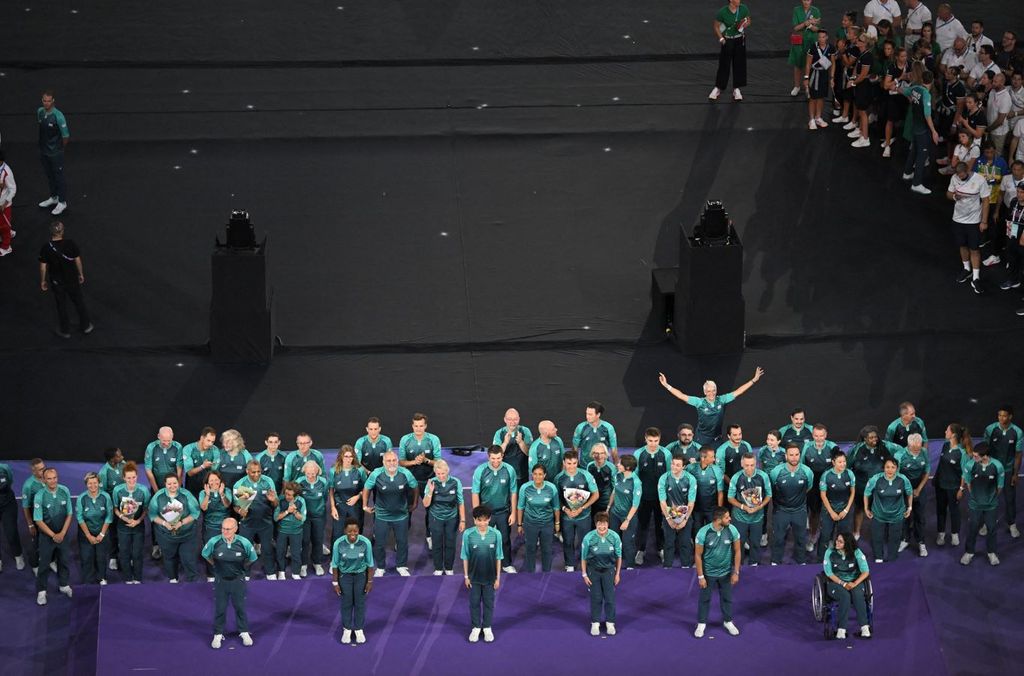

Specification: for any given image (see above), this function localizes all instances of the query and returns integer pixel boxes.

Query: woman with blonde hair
[77,471,113,585]
[421,458,464,575]
[218,429,252,490]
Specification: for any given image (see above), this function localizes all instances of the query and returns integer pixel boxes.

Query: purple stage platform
[94,565,943,676]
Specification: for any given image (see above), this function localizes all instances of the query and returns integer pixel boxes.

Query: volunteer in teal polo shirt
[694,506,742,638]
[517,465,560,572]
[199,472,234,580]
[20,458,46,571]
[493,408,534,485]
[422,459,465,575]
[555,450,599,572]
[959,446,1006,566]
[331,517,375,644]
[634,429,671,565]
[112,462,149,583]
[895,434,930,556]
[817,450,855,562]
[573,401,619,463]
[726,453,771,565]
[864,458,913,562]
[581,513,623,637]
[769,444,814,564]
[363,451,418,576]
[983,406,1022,537]
[658,367,764,445]
[528,420,565,482]
[354,417,393,472]
[149,474,201,582]
[660,455,697,567]
[33,468,73,603]
[472,446,519,572]
[462,505,503,643]
[202,517,257,649]
[609,455,642,567]
[823,532,872,640]
[182,427,219,496]
[76,472,113,585]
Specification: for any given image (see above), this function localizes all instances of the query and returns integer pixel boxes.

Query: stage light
[225,210,257,249]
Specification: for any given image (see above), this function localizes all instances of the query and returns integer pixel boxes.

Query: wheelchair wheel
[812,573,827,622]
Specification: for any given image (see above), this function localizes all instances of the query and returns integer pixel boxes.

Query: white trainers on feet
[37,591,47,606]
[951,534,959,546]
[291,574,301,580]
[860,625,872,638]
[426,537,433,550]
[396,567,410,577]
[276,572,286,580]
[468,627,481,643]
[760,534,768,547]
[836,628,847,640]
[355,629,366,644]
[809,120,818,130]
[919,544,928,557]
[960,552,974,565]
[15,555,25,570]
[911,184,932,195]
[483,627,495,642]
[341,629,352,644]
[1011,524,1021,538]
[374,568,384,577]
[433,570,443,576]
[606,622,616,636]
[240,632,253,647]
[591,622,600,636]
[723,621,740,636]
[852,138,870,148]
[847,129,862,138]
[733,88,743,101]
[503,566,517,574]
[314,564,325,576]
[59,585,73,598]
[708,87,721,100]
[109,559,118,571]
[832,116,849,124]
[566,566,575,573]
[39,197,58,208]
[694,623,706,638]
[51,202,67,216]
[882,146,892,158]
[211,634,223,649]
[791,86,801,96]
[843,121,857,131]
[300,565,308,577]
[988,553,1000,566]
[898,540,909,552]
[815,118,828,128]
[0,247,13,257]
[982,255,1001,267]
[936,532,946,546]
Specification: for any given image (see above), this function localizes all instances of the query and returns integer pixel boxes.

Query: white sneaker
[791,86,801,96]
[694,623,706,638]
[936,533,946,546]
[988,553,1000,566]
[853,532,860,541]
[211,634,223,649]
[732,88,743,101]
[809,120,818,131]
[938,166,955,175]
[354,629,366,644]
[832,116,849,124]
[919,544,928,557]
[805,540,815,552]
[39,197,58,208]
[982,255,1001,267]
[843,121,857,131]
[1010,524,1021,538]
[396,567,410,577]
[207,577,215,582]
[708,87,721,101]
[723,621,740,636]
[591,622,600,636]
[911,185,932,195]
[566,566,575,573]
[606,622,616,636]
[108,559,118,571]
[314,564,325,576]
[341,629,352,644]
[58,585,73,598]
[444,570,454,576]
[960,552,974,565]
[277,572,286,580]
[32,567,38,576]
[51,202,67,216]
[860,625,872,638]
[373,568,384,578]
[482,627,495,642]
[882,146,892,158]
[898,540,909,552]
[760,534,768,547]
[847,129,862,139]
[37,591,47,606]
[951,534,960,546]
[851,138,870,148]
[0,247,11,257]
[99,579,108,586]
[502,566,517,574]
[979,524,988,536]
[300,565,308,577]
[152,546,162,560]
[433,570,443,576]
[836,628,847,640]
[15,555,25,570]
[240,632,253,647]
[658,549,664,562]
[291,574,301,580]
[426,536,433,549]
[634,551,644,566]
[468,627,481,643]
[322,544,331,556]
[169,578,179,584]
[902,172,914,180]
[815,118,828,128]
[874,559,883,564]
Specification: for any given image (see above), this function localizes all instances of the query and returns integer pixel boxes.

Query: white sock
[963,261,971,271]
[972,268,980,280]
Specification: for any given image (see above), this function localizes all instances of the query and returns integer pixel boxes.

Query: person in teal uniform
[144,426,182,560]
[355,417,393,473]
[610,455,641,568]
[716,425,753,489]
[758,430,786,548]
[694,507,742,638]
[818,449,855,562]
[528,420,565,483]
[555,450,599,572]
[199,471,233,581]
[112,462,149,583]
[517,464,560,572]
[255,432,286,493]
[658,367,764,446]
[462,505,503,643]
[218,429,253,490]
[331,517,375,644]
[864,458,913,562]
[726,453,771,565]
[97,447,125,574]
[0,459,24,571]
[274,482,306,579]
[849,426,899,540]
[21,458,46,574]
[660,455,697,567]
[769,444,814,564]
[685,447,724,534]
[202,517,256,649]
[935,424,970,547]
[284,432,325,483]
[895,434,930,556]
[778,409,813,447]
[329,445,367,542]
[789,1,823,96]
[586,443,616,523]
[33,468,73,605]
[885,401,928,448]
[233,460,279,579]
[983,406,1022,539]
[665,424,700,464]
[399,413,441,536]
[422,459,465,575]
[572,401,619,463]
[297,461,328,576]
[801,424,837,554]
[363,451,418,576]
[149,473,201,582]
[182,427,219,497]
[823,532,871,640]
[634,428,671,565]
[472,446,519,573]
[959,445,1006,566]
[581,512,622,636]
[493,408,534,485]
[76,472,113,585]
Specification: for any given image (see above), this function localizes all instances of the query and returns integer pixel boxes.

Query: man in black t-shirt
[38,221,92,338]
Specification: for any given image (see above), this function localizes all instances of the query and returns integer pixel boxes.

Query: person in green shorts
[581,512,622,637]
[76,472,113,585]
[199,471,234,581]
[609,455,641,568]
[818,449,855,562]
[33,468,73,605]
[959,445,1006,566]
[274,482,307,579]
[864,458,913,562]
[789,1,823,95]
[517,464,560,573]
[528,420,565,483]
[462,505,503,643]
[111,462,149,583]
[726,453,771,565]
[658,367,764,446]
[149,473,201,582]
[823,532,871,640]
[694,506,742,638]
[331,517,374,644]
[895,434,930,556]
[422,459,465,575]
[202,517,257,649]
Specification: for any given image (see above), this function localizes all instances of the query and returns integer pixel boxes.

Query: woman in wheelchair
[821,532,871,640]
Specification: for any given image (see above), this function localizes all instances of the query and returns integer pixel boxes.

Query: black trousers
[0,500,23,558]
[51,282,91,334]
[715,37,747,90]
[635,500,664,557]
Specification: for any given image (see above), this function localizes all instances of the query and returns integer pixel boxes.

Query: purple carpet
[93,564,943,676]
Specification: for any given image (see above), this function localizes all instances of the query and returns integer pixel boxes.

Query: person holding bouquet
[112,462,149,583]
[517,464,560,572]
[422,459,465,576]
[328,446,367,544]
[274,482,307,579]
[76,472,113,585]
[726,453,772,565]
[331,517,375,644]
[202,517,257,649]
[581,512,622,636]
[554,450,599,572]
[462,505,503,643]
[659,456,697,567]
[148,473,201,582]
[297,461,329,576]
[199,471,233,581]
[694,507,742,638]
[233,460,279,580]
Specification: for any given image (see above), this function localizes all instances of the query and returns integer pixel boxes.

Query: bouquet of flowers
[667,503,689,525]
[160,497,184,524]
[119,495,139,517]
[563,487,591,511]
[741,485,763,509]
[233,484,256,510]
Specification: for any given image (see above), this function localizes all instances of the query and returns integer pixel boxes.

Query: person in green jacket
[516,464,560,573]
[76,472,113,585]
[817,449,855,562]
[97,447,125,572]
[983,406,1022,539]
[33,468,73,605]
[331,517,375,644]
[823,532,871,640]
[789,1,823,96]
[959,445,1006,566]
[111,462,149,583]
[609,455,641,568]
[202,517,257,649]
[581,512,622,636]
[274,482,307,579]
[422,459,465,575]
[864,459,913,562]
[726,453,772,565]
[694,507,742,638]
[895,434,930,557]
[462,505,503,643]
[297,461,329,577]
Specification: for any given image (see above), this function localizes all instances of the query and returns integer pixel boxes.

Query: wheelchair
[812,572,874,639]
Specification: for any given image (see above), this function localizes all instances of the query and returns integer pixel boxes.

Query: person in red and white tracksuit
[0,151,15,256]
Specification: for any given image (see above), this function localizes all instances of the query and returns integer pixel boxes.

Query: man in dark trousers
[37,90,70,216]
[709,0,752,101]
[38,221,92,338]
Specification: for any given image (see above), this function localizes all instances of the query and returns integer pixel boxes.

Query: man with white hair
[493,408,534,485]
[658,368,765,446]
[895,434,930,557]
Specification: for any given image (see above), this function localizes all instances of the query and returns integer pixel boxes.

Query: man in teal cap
[202,517,257,649]
[694,506,742,638]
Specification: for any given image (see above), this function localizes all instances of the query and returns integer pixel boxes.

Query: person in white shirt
[862,0,901,31]
[967,45,1000,90]
[0,151,15,256]
[1007,72,1024,122]
[1011,118,1024,164]
[904,0,932,48]
[999,162,1024,212]
[934,3,969,53]
[947,160,992,293]
[940,38,973,78]
[964,20,994,57]
[987,73,1014,157]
